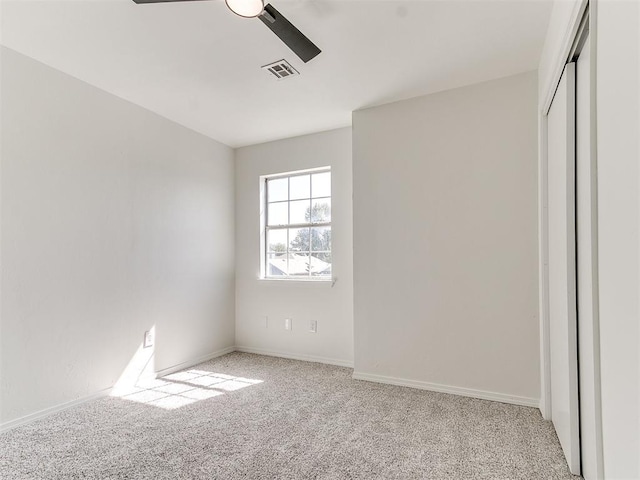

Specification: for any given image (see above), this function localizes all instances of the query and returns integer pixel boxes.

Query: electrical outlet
[143,330,154,348]
[310,320,317,333]
[284,318,292,330]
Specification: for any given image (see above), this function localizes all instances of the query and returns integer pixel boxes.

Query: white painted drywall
[596,1,640,478]
[234,128,353,366]
[352,72,540,403]
[1,0,552,148]
[0,47,236,425]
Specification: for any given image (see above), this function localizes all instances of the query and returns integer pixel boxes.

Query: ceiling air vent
[262,59,299,80]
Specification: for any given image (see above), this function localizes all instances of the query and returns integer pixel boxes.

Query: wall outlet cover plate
[143,330,154,348]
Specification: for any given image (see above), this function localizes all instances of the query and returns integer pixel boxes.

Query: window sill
[258,277,335,286]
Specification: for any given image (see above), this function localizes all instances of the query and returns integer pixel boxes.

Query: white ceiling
[1,0,552,147]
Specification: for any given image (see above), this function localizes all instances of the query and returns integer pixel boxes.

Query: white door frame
[538,1,604,478]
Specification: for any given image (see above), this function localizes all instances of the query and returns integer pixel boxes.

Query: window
[263,168,331,279]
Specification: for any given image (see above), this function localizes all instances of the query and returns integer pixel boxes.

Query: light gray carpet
[0,352,578,479]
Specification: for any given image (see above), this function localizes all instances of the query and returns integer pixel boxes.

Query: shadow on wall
[110,327,262,410]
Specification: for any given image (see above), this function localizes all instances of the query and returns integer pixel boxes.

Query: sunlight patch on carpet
[112,369,263,410]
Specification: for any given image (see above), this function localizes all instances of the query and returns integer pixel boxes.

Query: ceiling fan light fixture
[225,0,264,18]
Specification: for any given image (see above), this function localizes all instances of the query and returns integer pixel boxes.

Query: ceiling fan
[132,0,322,63]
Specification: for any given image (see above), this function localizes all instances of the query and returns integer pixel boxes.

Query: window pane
[312,172,331,198]
[311,252,331,277]
[267,229,287,252]
[267,202,288,226]
[264,169,332,281]
[267,177,288,202]
[287,253,311,277]
[311,198,331,222]
[290,199,311,224]
[289,174,310,200]
[311,226,331,252]
[289,228,309,252]
[267,253,288,276]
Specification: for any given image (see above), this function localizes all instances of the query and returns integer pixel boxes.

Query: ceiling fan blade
[259,4,321,63]
[133,0,209,4]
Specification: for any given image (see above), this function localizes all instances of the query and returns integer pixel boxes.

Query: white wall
[352,71,540,405]
[0,47,236,426]
[234,128,353,366]
[596,1,640,477]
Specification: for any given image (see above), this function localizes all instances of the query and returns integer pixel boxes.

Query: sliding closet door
[547,62,580,475]
[576,36,604,480]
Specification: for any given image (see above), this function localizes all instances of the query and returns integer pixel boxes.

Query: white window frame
[260,167,332,281]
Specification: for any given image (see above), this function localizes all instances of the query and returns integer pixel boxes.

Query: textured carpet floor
[1,352,578,479]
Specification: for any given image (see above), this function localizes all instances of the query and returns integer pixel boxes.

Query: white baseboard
[0,387,113,433]
[0,346,236,433]
[2,349,536,434]
[154,346,236,378]
[235,345,353,368]
[352,371,540,408]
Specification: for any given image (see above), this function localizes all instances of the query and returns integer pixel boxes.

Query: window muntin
[265,169,331,279]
